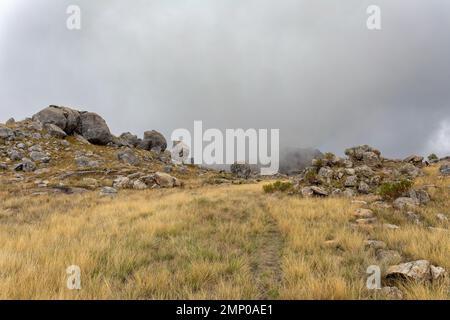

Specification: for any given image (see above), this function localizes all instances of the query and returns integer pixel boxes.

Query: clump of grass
[263,181,293,193]
[377,179,413,200]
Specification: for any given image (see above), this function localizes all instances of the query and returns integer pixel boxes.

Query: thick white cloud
[0,0,449,157]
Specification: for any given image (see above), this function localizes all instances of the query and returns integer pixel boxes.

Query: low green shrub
[263,181,293,193]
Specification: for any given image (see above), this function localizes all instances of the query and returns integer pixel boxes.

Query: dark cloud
[1,0,449,157]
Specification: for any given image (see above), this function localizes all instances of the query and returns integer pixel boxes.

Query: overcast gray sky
[1,0,449,157]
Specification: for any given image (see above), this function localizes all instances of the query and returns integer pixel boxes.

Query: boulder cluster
[292,145,427,199]
[31,105,167,152]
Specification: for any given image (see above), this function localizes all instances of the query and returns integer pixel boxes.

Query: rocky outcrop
[293,145,425,199]
[386,260,447,282]
[32,105,80,134]
[32,106,112,145]
[138,130,167,152]
[230,162,252,179]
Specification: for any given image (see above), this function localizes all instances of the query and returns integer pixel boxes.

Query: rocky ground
[0,106,449,299]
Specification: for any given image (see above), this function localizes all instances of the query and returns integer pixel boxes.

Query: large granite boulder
[32,105,80,134]
[138,130,167,152]
[78,112,112,145]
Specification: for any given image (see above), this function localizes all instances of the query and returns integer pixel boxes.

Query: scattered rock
[132,179,147,190]
[138,130,167,152]
[100,187,117,196]
[439,163,450,176]
[376,249,402,264]
[0,125,14,139]
[436,213,448,222]
[8,149,23,161]
[358,181,370,194]
[230,163,252,179]
[353,208,374,218]
[393,197,419,210]
[75,156,100,168]
[13,158,36,172]
[119,132,140,147]
[154,172,181,188]
[113,176,131,189]
[344,175,358,187]
[116,148,140,166]
[386,260,447,282]
[30,151,50,163]
[44,123,67,138]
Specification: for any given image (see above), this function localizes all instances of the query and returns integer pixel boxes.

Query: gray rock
[32,105,81,134]
[119,132,140,147]
[230,163,252,179]
[154,172,181,188]
[13,158,36,172]
[79,112,112,145]
[409,189,430,205]
[100,187,117,196]
[132,179,147,190]
[386,260,447,282]
[5,118,15,125]
[74,133,91,144]
[358,181,370,194]
[310,186,328,196]
[45,123,67,138]
[8,149,23,161]
[399,163,421,178]
[138,130,167,152]
[344,175,358,187]
[362,151,381,166]
[0,125,14,139]
[116,148,140,165]
[75,156,100,168]
[113,176,131,189]
[0,163,8,170]
[393,197,419,210]
[354,165,374,178]
[30,151,50,163]
[345,145,380,161]
[439,163,450,176]
[403,155,424,165]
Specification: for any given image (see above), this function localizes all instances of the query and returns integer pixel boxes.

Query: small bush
[263,181,293,193]
[428,153,438,162]
[377,179,413,200]
[323,152,335,160]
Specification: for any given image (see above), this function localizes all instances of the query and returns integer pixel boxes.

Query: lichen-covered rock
[393,197,419,210]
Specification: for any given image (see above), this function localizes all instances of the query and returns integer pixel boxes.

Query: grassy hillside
[0,166,448,299]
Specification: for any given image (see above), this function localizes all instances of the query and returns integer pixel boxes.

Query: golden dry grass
[0,166,448,299]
